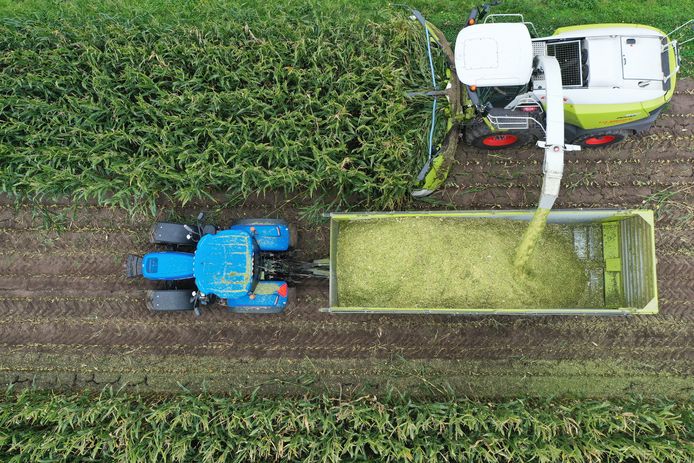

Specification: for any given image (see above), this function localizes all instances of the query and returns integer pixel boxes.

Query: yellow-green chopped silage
[336,217,601,309]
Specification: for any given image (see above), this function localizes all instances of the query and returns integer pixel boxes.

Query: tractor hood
[455,23,533,86]
[194,230,254,299]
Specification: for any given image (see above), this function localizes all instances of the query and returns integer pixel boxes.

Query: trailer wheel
[572,130,630,148]
[466,123,532,150]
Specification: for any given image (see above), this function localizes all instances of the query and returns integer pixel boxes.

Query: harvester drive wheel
[466,123,532,150]
[572,130,630,148]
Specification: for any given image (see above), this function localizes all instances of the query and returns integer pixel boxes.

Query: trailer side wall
[327,209,657,315]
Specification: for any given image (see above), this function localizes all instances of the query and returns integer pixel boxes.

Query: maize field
[0,2,445,213]
[1,390,692,463]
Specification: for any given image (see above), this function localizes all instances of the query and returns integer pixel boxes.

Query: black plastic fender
[147,290,195,312]
[150,222,196,245]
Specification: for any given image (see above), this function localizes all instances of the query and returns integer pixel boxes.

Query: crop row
[0,390,692,462]
[0,4,443,213]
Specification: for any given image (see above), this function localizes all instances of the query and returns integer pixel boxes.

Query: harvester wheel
[572,130,630,148]
[466,123,532,150]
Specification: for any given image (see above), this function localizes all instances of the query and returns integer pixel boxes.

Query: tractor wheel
[572,130,630,148]
[465,123,532,150]
[288,224,298,249]
[234,218,296,250]
[227,288,293,315]
[234,218,288,227]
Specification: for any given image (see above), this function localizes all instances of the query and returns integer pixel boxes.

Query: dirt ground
[0,79,692,398]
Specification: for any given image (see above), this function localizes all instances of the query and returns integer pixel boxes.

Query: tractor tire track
[656,229,693,253]
[0,230,148,252]
[657,256,694,284]
[0,254,128,276]
[1,343,690,365]
[0,305,692,355]
[0,275,138,292]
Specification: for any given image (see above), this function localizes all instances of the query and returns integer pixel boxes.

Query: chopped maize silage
[336,217,598,309]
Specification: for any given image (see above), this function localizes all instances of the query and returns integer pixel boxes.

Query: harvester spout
[535,55,580,210]
[513,56,580,271]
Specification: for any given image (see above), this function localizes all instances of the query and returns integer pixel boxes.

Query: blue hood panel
[142,252,194,280]
[194,230,253,299]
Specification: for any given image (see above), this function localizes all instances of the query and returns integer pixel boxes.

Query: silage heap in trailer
[327,210,657,315]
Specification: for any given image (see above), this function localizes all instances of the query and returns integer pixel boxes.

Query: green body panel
[553,23,666,36]
[419,154,448,191]
[412,19,461,194]
[326,210,658,316]
[602,222,623,307]
[563,102,650,130]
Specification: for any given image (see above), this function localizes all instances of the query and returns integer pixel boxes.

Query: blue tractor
[126,213,298,315]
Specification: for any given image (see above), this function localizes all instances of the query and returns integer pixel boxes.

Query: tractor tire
[572,130,630,148]
[228,306,285,314]
[233,218,288,226]
[465,123,533,150]
[150,222,196,246]
[288,223,298,249]
[147,290,195,312]
[283,287,296,311]
[234,218,296,249]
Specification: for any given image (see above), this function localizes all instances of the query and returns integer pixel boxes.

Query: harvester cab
[126,216,296,316]
[410,2,689,199]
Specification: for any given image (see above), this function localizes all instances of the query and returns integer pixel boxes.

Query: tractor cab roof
[454,23,533,87]
[194,230,254,299]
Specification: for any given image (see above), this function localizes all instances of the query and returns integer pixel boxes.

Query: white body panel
[583,36,622,87]
[454,23,533,86]
[621,36,663,80]
[535,56,571,210]
[531,25,668,105]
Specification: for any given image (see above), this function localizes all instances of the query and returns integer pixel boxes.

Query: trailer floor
[0,79,692,399]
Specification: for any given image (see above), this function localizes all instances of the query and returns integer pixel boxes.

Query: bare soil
[0,79,692,397]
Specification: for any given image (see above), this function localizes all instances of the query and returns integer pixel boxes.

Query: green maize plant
[0,1,447,214]
[0,389,692,462]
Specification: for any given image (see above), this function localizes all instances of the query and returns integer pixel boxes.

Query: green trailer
[325,209,657,316]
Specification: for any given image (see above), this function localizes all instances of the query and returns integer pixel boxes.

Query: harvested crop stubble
[0,4,443,213]
[337,217,596,309]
